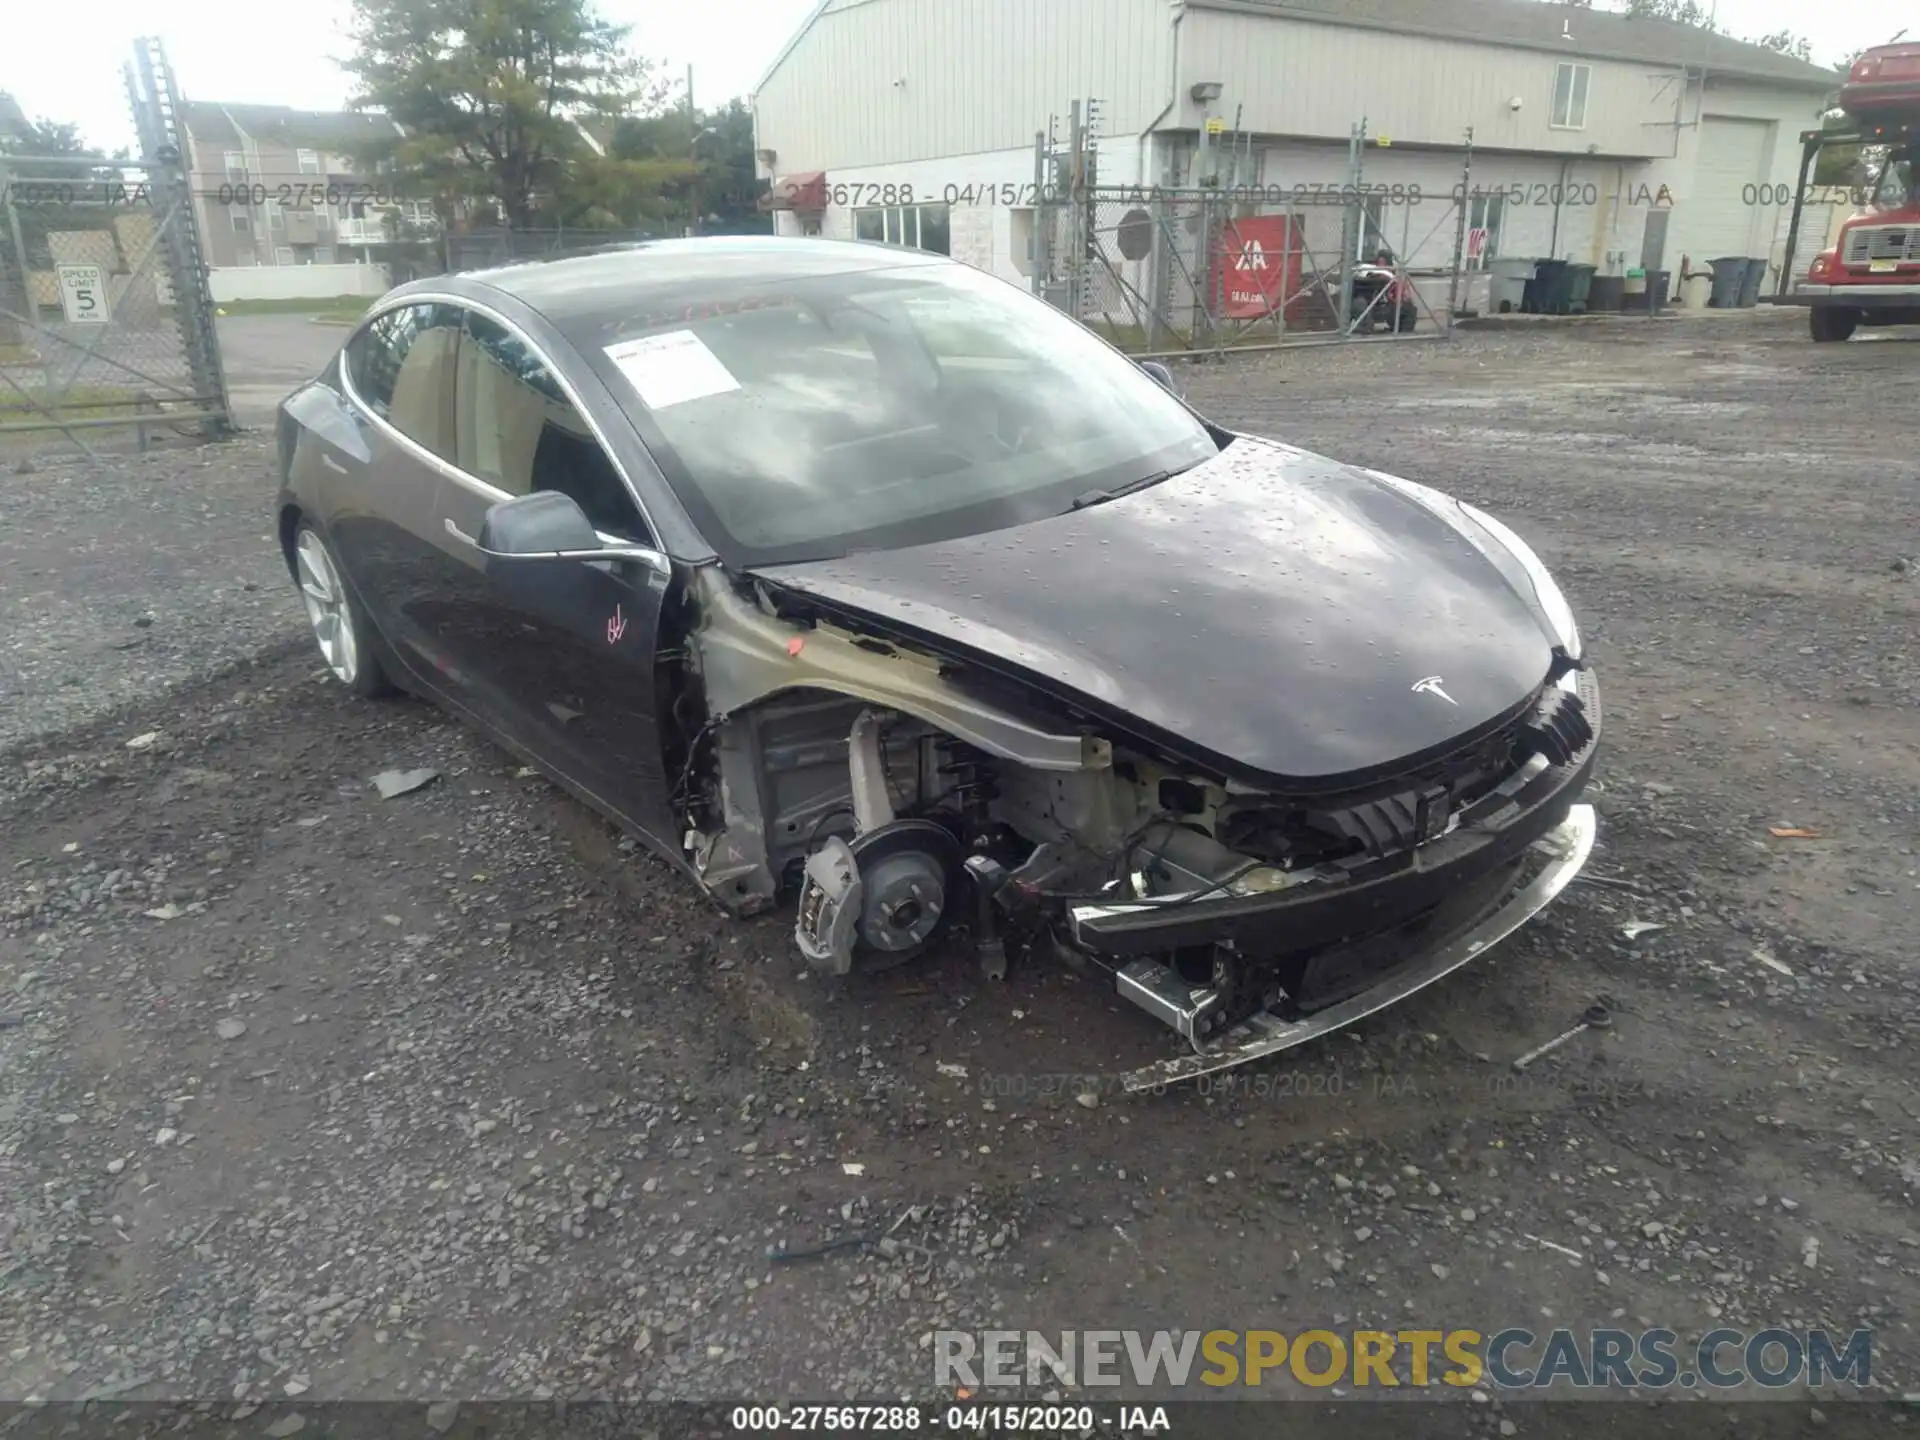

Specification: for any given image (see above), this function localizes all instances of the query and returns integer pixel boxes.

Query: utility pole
[687,65,699,237]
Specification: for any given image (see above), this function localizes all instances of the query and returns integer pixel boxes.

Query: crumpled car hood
[752,437,1558,789]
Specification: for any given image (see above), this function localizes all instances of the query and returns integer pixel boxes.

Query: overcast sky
[2,0,1909,156]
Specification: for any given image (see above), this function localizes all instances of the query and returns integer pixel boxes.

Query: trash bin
[1566,263,1597,314]
[1708,256,1746,308]
[1589,273,1626,312]
[1681,271,1713,309]
[1487,257,1534,314]
[1737,257,1769,307]
[1524,258,1570,314]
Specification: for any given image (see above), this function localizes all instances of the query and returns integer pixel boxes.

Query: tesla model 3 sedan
[275,237,1599,1090]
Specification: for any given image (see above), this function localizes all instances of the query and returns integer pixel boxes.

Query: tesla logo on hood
[1411,675,1458,705]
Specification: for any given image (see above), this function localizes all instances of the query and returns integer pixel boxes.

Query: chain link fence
[1033,138,1471,355]
[0,41,229,459]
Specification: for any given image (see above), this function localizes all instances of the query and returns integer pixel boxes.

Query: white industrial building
[750,0,1844,307]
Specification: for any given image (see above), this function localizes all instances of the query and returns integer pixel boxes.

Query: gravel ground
[2,308,1917,1431]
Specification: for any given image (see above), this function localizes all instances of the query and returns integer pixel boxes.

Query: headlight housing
[1362,470,1582,661]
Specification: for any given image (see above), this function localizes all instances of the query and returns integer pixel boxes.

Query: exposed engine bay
[668,568,1600,1088]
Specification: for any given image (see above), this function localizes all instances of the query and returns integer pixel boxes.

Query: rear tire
[293,522,394,698]
[1810,306,1858,343]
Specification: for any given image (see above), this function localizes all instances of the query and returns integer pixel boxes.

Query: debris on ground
[371,767,440,799]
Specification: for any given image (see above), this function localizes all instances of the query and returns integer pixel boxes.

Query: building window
[296,148,321,174]
[224,150,246,180]
[1355,195,1390,260]
[229,206,251,233]
[266,200,284,231]
[1467,193,1505,269]
[274,245,294,266]
[1551,63,1591,129]
[315,246,334,264]
[854,203,951,255]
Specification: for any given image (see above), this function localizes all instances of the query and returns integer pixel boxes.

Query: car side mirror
[445,490,669,575]
[1138,360,1178,395]
[478,490,599,555]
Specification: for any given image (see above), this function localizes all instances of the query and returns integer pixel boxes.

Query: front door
[428,309,679,845]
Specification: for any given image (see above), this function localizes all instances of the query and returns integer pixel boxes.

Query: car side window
[454,311,650,541]
[344,302,462,459]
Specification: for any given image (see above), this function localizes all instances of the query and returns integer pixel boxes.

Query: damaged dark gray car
[275,237,1599,1091]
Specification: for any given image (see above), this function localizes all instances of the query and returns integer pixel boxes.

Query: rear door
[323,301,466,681]
[428,308,677,842]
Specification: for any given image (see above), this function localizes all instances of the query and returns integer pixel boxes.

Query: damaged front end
[667,567,1599,1089]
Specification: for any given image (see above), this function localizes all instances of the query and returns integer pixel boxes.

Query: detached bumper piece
[1114,803,1596,1091]
[1076,668,1601,1090]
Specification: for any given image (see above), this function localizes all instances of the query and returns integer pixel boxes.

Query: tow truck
[1778,41,1920,342]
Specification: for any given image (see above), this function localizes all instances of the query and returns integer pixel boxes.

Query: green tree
[1620,1,1816,64]
[342,0,690,229]
[1752,28,1814,62]
[1622,0,1715,27]
[607,97,769,234]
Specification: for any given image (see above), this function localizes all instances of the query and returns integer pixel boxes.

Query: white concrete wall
[1180,10,1680,159]
[209,263,391,302]
[754,0,1172,173]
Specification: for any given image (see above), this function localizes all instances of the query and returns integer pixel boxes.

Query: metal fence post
[129,36,231,438]
[1446,126,1475,333]
[0,159,25,349]
[1335,120,1364,338]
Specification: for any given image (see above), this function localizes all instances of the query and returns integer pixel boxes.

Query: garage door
[1688,117,1773,259]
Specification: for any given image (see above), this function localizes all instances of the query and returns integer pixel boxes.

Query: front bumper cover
[1777,281,1920,311]
[1073,668,1602,1091]
[1117,801,1597,1090]
[1073,669,1599,959]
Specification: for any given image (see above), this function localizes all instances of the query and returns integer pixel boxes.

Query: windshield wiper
[1068,466,1185,512]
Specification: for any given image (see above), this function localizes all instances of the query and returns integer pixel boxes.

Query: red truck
[1779,42,1920,342]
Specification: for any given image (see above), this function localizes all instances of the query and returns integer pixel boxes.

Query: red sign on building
[1213,216,1305,320]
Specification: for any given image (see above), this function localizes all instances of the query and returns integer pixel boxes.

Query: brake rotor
[846,819,963,974]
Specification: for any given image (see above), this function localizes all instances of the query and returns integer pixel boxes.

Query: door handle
[321,453,348,474]
[444,517,478,547]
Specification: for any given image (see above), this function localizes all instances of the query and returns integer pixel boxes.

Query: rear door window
[344,302,464,459]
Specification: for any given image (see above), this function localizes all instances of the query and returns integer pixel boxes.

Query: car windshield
[1871,148,1915,210]
[575,258,1221,566]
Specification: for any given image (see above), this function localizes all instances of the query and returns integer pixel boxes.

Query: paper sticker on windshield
[603,330,740,409]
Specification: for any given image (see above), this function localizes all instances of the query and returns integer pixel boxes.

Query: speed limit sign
[56,263,111,324]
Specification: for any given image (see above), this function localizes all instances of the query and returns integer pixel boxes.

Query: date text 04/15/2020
[725,1403,1173,1432]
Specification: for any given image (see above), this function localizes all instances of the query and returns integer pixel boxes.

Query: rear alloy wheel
[1810,306,1858,343]
[294,524,392,698]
